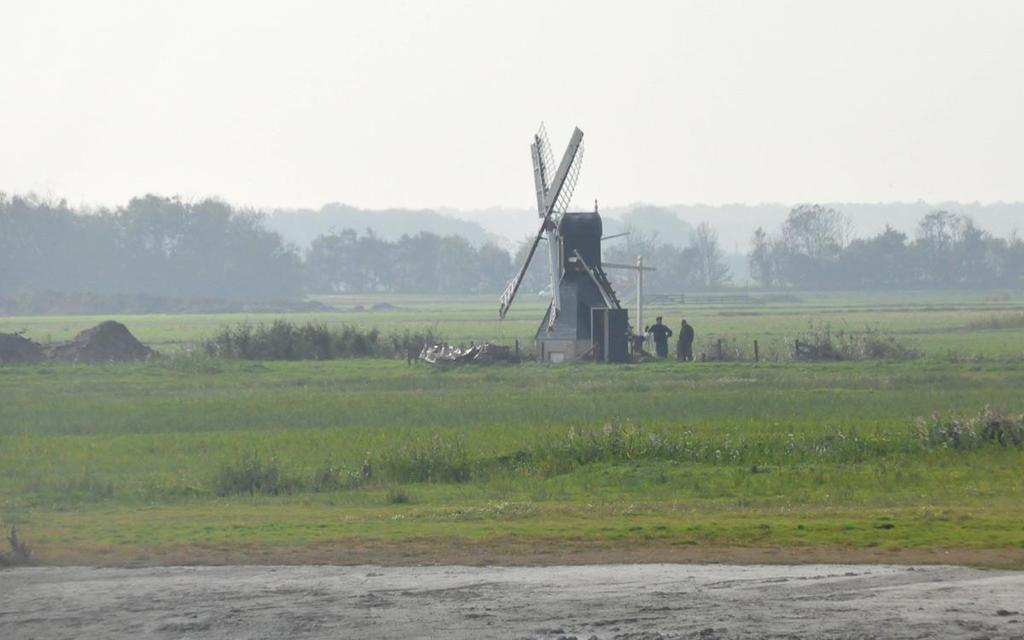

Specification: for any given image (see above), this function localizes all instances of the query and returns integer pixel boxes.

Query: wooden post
[794,339,800,360]
[754,339,759,362]
[716,339,723,361]
[636,255,644,337]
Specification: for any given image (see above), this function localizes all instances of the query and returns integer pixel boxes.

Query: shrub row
[201,320,441,360]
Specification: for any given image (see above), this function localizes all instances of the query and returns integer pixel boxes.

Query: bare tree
[690,222,731,289]
[780,204,850,260]
[748,226,775,288]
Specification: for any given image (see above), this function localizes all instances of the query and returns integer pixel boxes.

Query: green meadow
[1,291,1024,566]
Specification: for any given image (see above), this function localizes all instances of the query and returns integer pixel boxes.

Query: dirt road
[3,564,1022,639]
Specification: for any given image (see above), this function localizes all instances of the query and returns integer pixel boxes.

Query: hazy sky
[2,0,1022,211]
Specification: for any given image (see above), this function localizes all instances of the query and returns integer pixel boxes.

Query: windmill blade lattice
[499,125,585,320]
[553,141,583,215]
[535,123,555,190]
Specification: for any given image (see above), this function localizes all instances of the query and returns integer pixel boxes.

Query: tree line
[2,194,1021,302]
[0,194,302,300]
[748,205,1024,289]
[0,194,513,299]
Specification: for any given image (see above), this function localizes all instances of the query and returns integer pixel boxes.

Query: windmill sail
[498,217,549,319]
[531,142,548,217]
[533,124,556,218]
[498,126,585,320]
[535,123,555,194]
[552,138,583,215]
[542,128,584,219]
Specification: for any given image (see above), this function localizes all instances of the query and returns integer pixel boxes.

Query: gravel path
[2,564,1023,639]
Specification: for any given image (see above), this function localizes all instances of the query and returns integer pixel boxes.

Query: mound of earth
[0,333,44,364]
[48,321,155,363]
[370,302,404,312]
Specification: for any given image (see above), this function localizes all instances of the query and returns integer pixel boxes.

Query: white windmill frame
[498,125,585,328]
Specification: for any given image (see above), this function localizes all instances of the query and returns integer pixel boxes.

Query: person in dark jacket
[677,319,695,361]
[645,316,673,358]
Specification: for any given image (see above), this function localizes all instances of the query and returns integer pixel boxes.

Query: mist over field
[266,201,1024,255]
[4,2,1024,637]
[3,193,1022,316]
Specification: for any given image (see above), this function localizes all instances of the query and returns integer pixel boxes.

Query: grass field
[2,291,1024,566]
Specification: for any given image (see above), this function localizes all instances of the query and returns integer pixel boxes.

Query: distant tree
[393,232,442,293]
[218,208,303,300]
[955,218,998,286]
[839,226,910,289]
[774,204,849,288]
[748,226,776,288]
[912,210,964,285]
[354,230,394,292]
[436,235,479,293]
[780,204,849,259]
[305,229,513,294]
[908,210,1003,287]
[688,222,731,290]
[0,194,119,296]
[476,242,513,293]
[0,194,304,300]
[1004,231,1024,286]
[307,229,360,292]
[648,243,685,292]
[602,225,658,268]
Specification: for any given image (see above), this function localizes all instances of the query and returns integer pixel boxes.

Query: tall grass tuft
[916,406,1024,449]
[158,348,224,374]
[527,420,899,476]
[791,323,920,361]
[963,312,1024,331]
[311,461,365,492]
[378,433,472,483]
[215,451,299,496]
[386,486,412,504]
[0,526,32,567]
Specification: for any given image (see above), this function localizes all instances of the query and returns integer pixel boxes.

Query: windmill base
[537,338,591,363]
[537,307,629,363]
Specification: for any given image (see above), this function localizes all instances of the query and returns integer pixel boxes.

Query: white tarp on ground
[420,343,513,364]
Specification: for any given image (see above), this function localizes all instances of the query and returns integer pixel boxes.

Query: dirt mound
[0,333,44,364]
[49,321,155,363]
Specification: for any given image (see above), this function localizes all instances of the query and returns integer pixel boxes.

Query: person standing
[677,319,695,361]
[645,316,673,359]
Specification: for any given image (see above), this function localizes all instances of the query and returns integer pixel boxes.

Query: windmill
[498,124,630,362]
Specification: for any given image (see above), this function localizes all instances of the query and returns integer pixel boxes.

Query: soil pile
[0,333,44,364]
[48,321,155,363]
